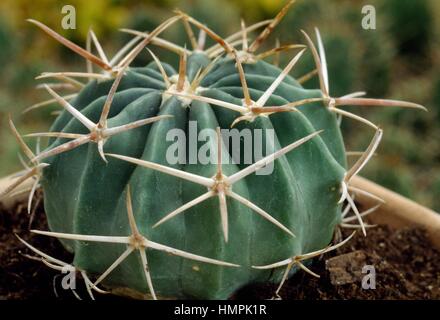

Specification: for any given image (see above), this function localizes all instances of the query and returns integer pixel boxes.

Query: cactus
[3,1,426,300]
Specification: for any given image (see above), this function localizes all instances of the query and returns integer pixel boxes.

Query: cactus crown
[4,1,425,300]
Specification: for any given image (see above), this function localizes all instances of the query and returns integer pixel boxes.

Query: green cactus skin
[40,51,346,299]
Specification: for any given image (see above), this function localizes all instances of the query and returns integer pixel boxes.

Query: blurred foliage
[0,0,439,211]
[384,0,432,59]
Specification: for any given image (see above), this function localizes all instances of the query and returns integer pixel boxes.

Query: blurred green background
[0,0,439,211]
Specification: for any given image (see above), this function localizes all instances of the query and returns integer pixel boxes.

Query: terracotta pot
[350,176,440,249]
[1,173,439,249]
[0,173,35,210]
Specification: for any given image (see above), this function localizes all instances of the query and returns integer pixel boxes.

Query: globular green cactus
[5,1,426,300]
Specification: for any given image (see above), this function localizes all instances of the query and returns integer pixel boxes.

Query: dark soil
[1,198,439,300]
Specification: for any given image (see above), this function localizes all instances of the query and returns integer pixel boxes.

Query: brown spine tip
[27,19,112,72]
[248,0,296,53]
[176,47,187,91]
